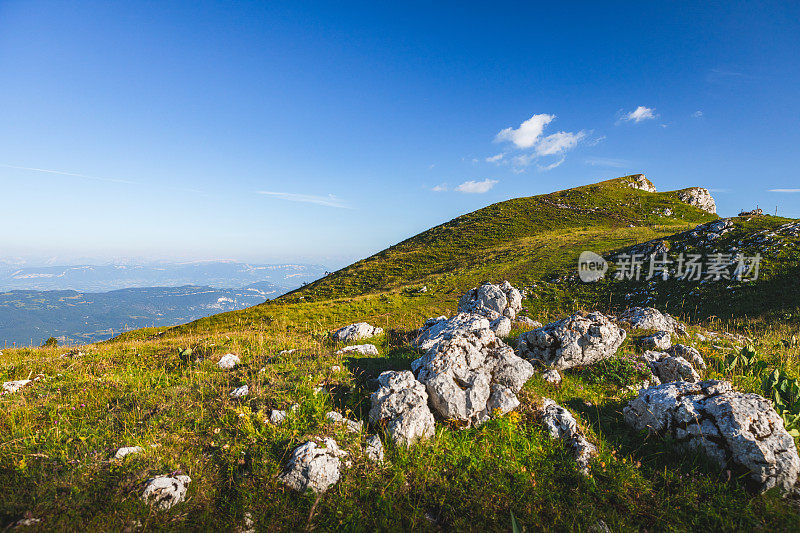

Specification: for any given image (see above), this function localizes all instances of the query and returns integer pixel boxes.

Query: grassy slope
[2,176,800,531]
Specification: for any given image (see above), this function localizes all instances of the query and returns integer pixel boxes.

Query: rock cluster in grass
[332,322,384,343]
[413,313,490,352]
[542,369,562,385]
[624,380,800,493]
[540,398,597,474]
[457,281,524,337]
[412,325,533,426]
[335,344,379,356]
[618,307,682,334]
[141,474,192,510]
[279,438,348,493]
[516,311,626,369]
[678,187,717,214]
[639,351,700,383]
[369,370,436,446]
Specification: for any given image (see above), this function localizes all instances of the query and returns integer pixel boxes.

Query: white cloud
[495,114,554,149]
[535,131,587,156]
[537,158,565,172]
[692,110,703,118]
[431,183,448,192]
[769,189,800,193]
[455,179,498,194]
[586,135,606,146]
[485,153,504,163]
[585,157,631,168]
[257,191,350,208]
[621,106,658,123]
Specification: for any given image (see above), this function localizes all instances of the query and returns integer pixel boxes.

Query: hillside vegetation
[2,175,800,531]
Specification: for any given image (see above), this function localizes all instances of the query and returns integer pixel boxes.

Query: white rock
[268,409,288,425]
[332,323,384,343]
[624,380,800,493]
[667,344,706,371]
[639,351,700,383]
[541,398,597,474]
[514,316,542,329]
[279,438,347,493]
[335,344,379,356]
[517,312,626,370]
[641,330,672,351]
[230,385,249,399]
[364,434,385,463]
[114,446,143,460]
[217,354,240,370]
[542,369,562,385]
[458,281,524,329]
[2,380,32,395]
[486,384,520,416]
[369,370,435,446]
[625,174,657,192]
[618,307,681,334]
[141,475,192,510]
[325,411,364,433]
[678,187,716,214]
[413,313,490,352]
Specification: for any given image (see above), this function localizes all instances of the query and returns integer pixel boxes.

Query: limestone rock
[268,409,288,425]
[517,312,626,369]
[458,281,524,325]
[642,331,672,351]
[626,174,657,192]
[230,385,249,399]
[369,370,435,446]
[141,474,192,510]
[332,322,384,343]
[325,411,364,433]
[114,446,143,460]
[413,313,490,352]
[639,350,700,383]
[486,383,520,415]
[541,398,597,473]
[542,369,562,385]
[336,344,379,356]
[618,307,681,334]
[364,434,385,463]
[667,344,706,371]
[624,380,800,493]
[514,316,542,329]
[678,187,717,214]
[217,354,240,370]
[2,380,32,395]
[279,438,347,493]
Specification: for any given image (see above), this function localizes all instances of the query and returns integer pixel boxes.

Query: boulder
[364,434,385,463]
[335,344,379,356]
[114,446,143,460]
[678,187,717,214]
[639,351,701,383]
[279,438,347,493]
[542,369,562,386]
[642,331,672,351]
[413,313,490,352]
[412,328,533,426]
[325,411,363,433]
[369,371,435,446]
[458,281,524,324]
[516,312,626,369]
[667,344,706,371]
[218,354,240,370]
[332,322,384,343]
[230,385,249,399]
[141,475,192,510]
[541,398,597,473]
[618,307,681,334]
[624,380,800,493]
[626,174,657,192]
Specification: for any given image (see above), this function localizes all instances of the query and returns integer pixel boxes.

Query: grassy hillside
[3,176,800,531]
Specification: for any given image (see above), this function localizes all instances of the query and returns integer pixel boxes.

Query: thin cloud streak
[769,189,800,193]
[257,190,351,208]
[0,163,139,185]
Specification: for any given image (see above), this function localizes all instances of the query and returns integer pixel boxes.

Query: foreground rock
[325,411,364,433]
[369,370,435,446]
[230,385,249,399]
[279,438,347,493]
[364,434,385,463]
[412,327,533,426]
[624,380,800,493]
[332,322,384,343]
[641,331,672,351]
[141,475,192,510]
[668,344,707,371]
[619,307,682,334]
[217,354,240,369]
[114,446,143,460]
[516,312,626,369]
[541,398,597,474]
[2,380,33,395]
[542,369,562,386]
[413,313,490,351]
[678,187,717,214]
[335,344,379,356]
[639,351,700,384]
[457,281,523,335]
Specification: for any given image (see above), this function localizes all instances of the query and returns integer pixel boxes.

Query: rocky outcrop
[541,398,597,474]
[141,475,192,510]
[625,174,657,192]
[639,350,701,384]
[516,312,626,369]
[458,281,524,324]
[642,331,672,351]
[332,323,384,343]
[624,380,800,493]
[618,307,681,334]
[678,187,717,214]
[336,344,379,356]
[279,438,347,493]
[369,371,435,446]
[412,327,533,426]
[413,313,490,352]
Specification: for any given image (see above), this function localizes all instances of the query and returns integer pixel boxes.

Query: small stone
[541,398,597,474]
[335,344,379,356]
[332,323,384,343]
[279,438,347,493]
[364,434,385,463]
[218,354,240,369]
[2,380,32,395]
[114,446,143,460]
[542,369,562,385]
[268,410,288,425]
[230,385,249,399]
[141,474,192,510]
[325,411,364,433]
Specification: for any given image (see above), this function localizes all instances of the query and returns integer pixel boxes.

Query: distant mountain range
[0,262,328,346]
[0,261,327,292]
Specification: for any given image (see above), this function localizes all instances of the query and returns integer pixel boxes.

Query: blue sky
[1,1,798,269]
